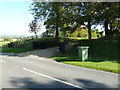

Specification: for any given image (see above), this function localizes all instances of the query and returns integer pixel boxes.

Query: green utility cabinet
[77,46,89,61]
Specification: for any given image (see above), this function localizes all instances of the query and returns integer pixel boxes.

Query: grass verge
[52,54,119,74]
[51,37,120,74]
[2,47,32,54]
[0,41,32,53]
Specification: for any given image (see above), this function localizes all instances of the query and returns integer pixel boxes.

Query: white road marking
[0,59,5,62]
[22,68,84,89]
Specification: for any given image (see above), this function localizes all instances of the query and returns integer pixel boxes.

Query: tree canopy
[29,2,119,39]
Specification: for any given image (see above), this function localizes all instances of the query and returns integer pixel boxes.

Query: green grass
[0,41,32,53]
[2,47,32,53]
[52,53,119,73]
[65,61,119,73]
[52,54,119,73]
[51,36,120,74]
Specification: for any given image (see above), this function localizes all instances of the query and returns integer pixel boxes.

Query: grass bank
[2,47,32,53]
[0,41,31,53]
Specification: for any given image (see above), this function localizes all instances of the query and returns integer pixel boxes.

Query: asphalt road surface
[0,53,119,90]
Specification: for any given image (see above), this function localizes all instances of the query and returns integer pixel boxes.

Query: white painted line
[22,68,84,89]
[0,59,5,62]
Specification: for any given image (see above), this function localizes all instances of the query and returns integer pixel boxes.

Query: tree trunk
[55,22,59,39]
[88,21,92,39]
[104,20,109,37]
[109,21,113,36]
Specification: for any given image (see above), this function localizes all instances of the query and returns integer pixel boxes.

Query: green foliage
[92,30,98,37]
[71,31,78,37]
[70,27,88,38]
[30,2,119,39]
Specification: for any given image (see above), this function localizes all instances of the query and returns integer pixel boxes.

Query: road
[0,53,119,90]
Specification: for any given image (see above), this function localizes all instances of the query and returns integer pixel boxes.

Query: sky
[0,1,46,36]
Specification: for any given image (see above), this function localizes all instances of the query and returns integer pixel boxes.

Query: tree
[30,2,84,39]
[81,2,100,39]
[94,2,119,37]
[30,2,62,40]
[30,2,119,39]
[47,2,61,39]
[28,20,38,38]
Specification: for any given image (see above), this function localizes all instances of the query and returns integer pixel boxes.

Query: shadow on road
[75,79,119,90]
[9,77,57,88]
[6,77,81,89]
[75,79,107,88]
[2,77,119,90]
